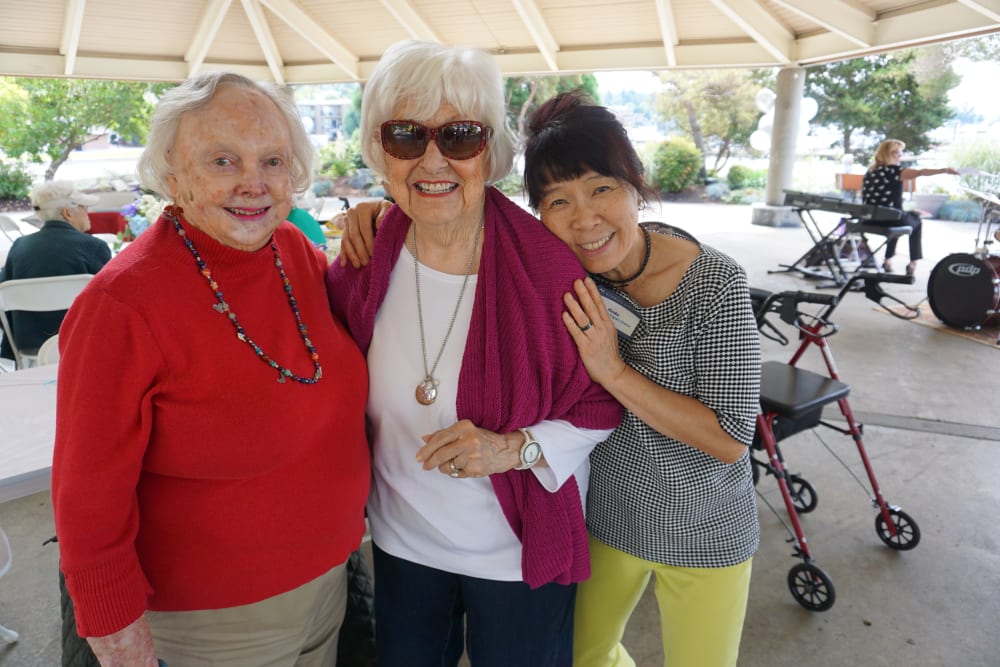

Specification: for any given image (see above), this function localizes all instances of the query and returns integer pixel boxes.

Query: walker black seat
[759,361,849,418]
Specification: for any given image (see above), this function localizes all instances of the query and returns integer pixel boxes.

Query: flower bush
[120,193,165,239]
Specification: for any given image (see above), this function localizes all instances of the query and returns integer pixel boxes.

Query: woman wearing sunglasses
[325,41,621,666]
[340,90,761,667]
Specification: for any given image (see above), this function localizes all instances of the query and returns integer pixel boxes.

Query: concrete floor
[2,201,999,666]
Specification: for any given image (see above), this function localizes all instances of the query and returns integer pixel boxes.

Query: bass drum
[927,253,1000,328]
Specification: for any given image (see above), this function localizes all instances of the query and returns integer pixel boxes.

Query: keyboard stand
[771,208,912,288]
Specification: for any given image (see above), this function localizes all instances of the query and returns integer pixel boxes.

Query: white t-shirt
[365,247,612,581]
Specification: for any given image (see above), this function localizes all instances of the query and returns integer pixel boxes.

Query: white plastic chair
[0,527,18,643]
[0,274,93,369]
[0,215,24,244]
[36,333,60,366]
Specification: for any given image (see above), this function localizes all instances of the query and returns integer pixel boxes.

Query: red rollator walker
[749,272,922,612]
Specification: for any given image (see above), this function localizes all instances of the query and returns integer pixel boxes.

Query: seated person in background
[287,191,328,246]
[862,139,958,276]
[0,181,111,361]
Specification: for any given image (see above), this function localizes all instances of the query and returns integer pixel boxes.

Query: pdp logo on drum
[946,261,982,277]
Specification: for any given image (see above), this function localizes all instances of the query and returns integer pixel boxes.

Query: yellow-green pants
[574,535,752,667]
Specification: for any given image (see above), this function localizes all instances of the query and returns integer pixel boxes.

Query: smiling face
[538,170,643,279]
[165,84,293,251]
[381,103,488,231]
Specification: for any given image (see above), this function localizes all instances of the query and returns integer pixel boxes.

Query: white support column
[752,66,805,227]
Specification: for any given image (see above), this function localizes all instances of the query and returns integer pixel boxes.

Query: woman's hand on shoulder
[562,277,629,390]
[336,200,392,268]
[86,616,159,667]
[415,419,521,478]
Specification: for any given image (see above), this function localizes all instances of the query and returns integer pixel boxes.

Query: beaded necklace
[166,206,323,384]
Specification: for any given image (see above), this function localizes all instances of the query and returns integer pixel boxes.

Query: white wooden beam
[185,0,233,75]
[378,0,440,41]
[60,0,87,76]
[772,0,874,47]
[257,0,360,79]
[653,0,679,67]
[956,0,1000,23]
[240,0,285,85]
[708,0,795,63]
[512,0,560,71]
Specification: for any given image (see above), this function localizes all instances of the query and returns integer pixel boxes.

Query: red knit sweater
[52,214,371,637]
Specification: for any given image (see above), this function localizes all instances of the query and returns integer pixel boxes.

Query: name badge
[597,282,641,341]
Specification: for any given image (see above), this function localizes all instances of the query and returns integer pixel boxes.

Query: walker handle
[791,291,837,306]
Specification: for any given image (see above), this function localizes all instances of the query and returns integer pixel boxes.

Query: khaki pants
[147,562,347,667]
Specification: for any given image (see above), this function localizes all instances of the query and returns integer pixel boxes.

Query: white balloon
[757,110,774,133]
[801,97,818,121]
[750,130,771,152]
[755,88,776,113]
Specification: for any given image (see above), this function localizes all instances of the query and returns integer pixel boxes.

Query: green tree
[944,33,1000,61]
[343,86,362,137]
[805,51,956,157]
[0,77,164,181]
[655,69,772,172]
[504,74,600,138]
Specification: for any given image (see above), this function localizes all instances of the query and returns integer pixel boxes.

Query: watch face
[522,441,541,465]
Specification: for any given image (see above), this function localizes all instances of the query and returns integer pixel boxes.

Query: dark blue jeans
[372,543,575,667]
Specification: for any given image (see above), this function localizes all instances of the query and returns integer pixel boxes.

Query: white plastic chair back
[0,527,18,643]
[0,215,23,244]
[0,274,92,369]
[36,333,60,366]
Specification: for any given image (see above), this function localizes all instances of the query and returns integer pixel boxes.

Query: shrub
[704,182,730,201]
[650,138,702,193]
[316,136,362,179]
[937,199,981,222]
[726,164,767,190]
[950,140,1000,193]
[0,159,33,200]
[493,169,525,198]
[312,180,334,197]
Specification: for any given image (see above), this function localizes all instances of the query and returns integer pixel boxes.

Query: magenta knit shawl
[326,187,621,587]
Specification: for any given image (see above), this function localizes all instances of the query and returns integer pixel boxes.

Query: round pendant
[415,378,437,405]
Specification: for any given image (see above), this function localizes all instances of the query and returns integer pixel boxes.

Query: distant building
[297,99,352,140]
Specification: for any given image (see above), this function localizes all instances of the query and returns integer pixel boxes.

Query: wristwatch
[515,428,542,470]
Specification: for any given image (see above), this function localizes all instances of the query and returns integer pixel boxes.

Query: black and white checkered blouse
[862,164,904,209]
[586,224,761,568]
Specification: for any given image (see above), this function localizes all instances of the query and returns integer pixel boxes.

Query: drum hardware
[959,186,1000,257]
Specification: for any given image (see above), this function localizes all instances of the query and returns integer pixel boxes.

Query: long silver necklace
[412,219,483,405]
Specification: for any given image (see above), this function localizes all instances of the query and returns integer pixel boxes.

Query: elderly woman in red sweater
[51,72,370,666]
[326,40,620,666]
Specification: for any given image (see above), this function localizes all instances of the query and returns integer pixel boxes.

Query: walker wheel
[875,508,921,550]
[787,562,835,612]
[788,474,818,513]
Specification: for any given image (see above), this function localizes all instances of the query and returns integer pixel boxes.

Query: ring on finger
[579,321,593,332]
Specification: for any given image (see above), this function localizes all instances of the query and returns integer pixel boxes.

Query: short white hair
[359,40,516,185]
[136,71,314,200]
[30,180,99,221]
